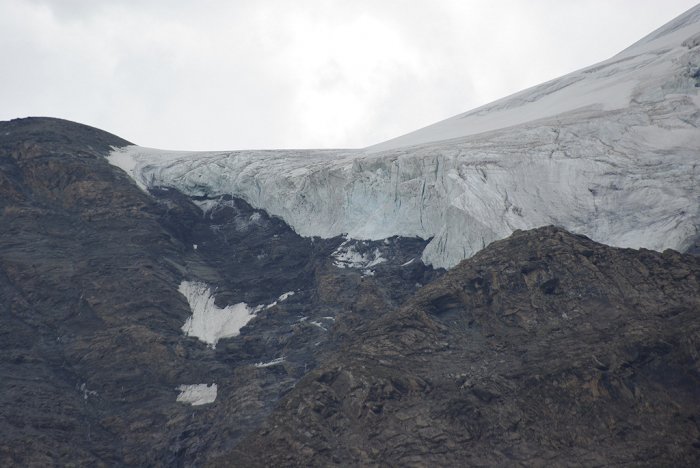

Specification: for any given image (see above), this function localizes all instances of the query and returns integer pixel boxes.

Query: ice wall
[108,14,700,268]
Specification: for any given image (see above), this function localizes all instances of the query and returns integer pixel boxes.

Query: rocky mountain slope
[0,117,439,466]
[1,6,700,467]
[1,117,699,466]
[228,226,700,466]
[109,5,700,268]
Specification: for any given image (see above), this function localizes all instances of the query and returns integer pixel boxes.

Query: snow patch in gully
[178,281,294,348]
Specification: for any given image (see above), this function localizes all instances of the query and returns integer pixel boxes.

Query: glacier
[109,6,700,269]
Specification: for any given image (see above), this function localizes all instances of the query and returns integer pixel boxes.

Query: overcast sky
[1,0,697,150]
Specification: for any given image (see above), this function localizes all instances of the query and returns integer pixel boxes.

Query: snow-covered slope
[109,7,700,268]
[367,5,700,153]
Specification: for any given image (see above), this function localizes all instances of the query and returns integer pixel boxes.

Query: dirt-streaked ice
[109,8,700,268]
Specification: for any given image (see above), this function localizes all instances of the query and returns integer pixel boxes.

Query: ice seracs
[108,6,700,268]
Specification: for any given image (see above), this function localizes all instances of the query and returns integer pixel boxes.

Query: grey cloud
[2,0,698,150]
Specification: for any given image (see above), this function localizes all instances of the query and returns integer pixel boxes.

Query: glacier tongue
[108,13,700,269]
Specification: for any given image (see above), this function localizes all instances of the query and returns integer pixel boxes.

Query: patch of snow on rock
[278,291,295,301]
[193,199,220,214]
[332,241,386,270]
[263,291,296,310]
[179,281,259,348]
[79,382,98,402]
[254,357,285,368]
[176,383,217,406]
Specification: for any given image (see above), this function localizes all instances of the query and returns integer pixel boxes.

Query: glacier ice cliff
[109,8,700,268]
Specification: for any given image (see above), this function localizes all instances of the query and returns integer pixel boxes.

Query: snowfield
[110,7,700,268]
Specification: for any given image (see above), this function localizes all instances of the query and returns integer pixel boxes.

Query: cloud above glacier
[1,0,697,150]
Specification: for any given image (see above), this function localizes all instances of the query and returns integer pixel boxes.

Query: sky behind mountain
[1,0,698,150]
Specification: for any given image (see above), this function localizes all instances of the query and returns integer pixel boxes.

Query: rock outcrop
[227,227,700,466]
[0,117,439,466]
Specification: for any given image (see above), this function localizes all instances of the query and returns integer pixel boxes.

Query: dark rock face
[0,117,439,466]
[1,118,699,467]
[227,228,700,467]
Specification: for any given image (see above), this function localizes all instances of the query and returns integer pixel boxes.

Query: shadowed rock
[225,227,700,467]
